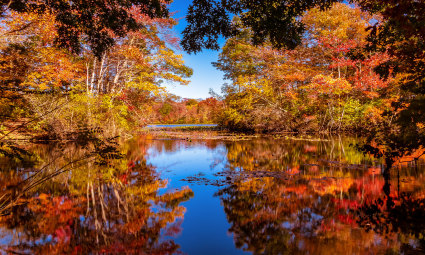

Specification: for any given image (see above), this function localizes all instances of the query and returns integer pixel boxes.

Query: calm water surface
[1,135,425,254]
[146,124,218,128]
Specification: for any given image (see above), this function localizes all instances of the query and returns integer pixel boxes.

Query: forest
[0,1,423,141]
[0,5,223,140]
[1,0,425,254]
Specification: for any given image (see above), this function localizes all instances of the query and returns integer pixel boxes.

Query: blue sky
[164,0,226,99]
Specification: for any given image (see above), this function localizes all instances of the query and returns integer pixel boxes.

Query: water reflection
[0,136,193,254]
[216,136,425,254]
[356,169,425,254]
[1,135,425,254]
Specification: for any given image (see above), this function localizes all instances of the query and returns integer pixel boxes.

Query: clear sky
[164,0,226,99]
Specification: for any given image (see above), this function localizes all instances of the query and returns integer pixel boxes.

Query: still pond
[1,134,425,254]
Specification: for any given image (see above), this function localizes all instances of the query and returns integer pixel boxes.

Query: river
[1,134,424,254]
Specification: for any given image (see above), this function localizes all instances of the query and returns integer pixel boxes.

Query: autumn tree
[353,0,425,171]
[181,0,338,53]
[0,0,171,57]
[184,0,425,170]
[214,4,389,132]
[0,2,194,140]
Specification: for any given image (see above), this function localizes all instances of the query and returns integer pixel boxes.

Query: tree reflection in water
[1,135,425,254]
[215,137,425,254]
[357,168,425,253]
[0,136,193,254]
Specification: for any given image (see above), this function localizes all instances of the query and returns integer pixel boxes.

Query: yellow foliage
[309,74,352,96]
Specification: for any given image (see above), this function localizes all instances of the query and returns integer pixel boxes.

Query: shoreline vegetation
[2,122,367,143]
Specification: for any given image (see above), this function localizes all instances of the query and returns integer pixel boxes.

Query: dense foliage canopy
[1,0,171,57]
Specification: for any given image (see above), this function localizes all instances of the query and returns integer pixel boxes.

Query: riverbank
[2,120,363,145]
[142,125,344,142]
